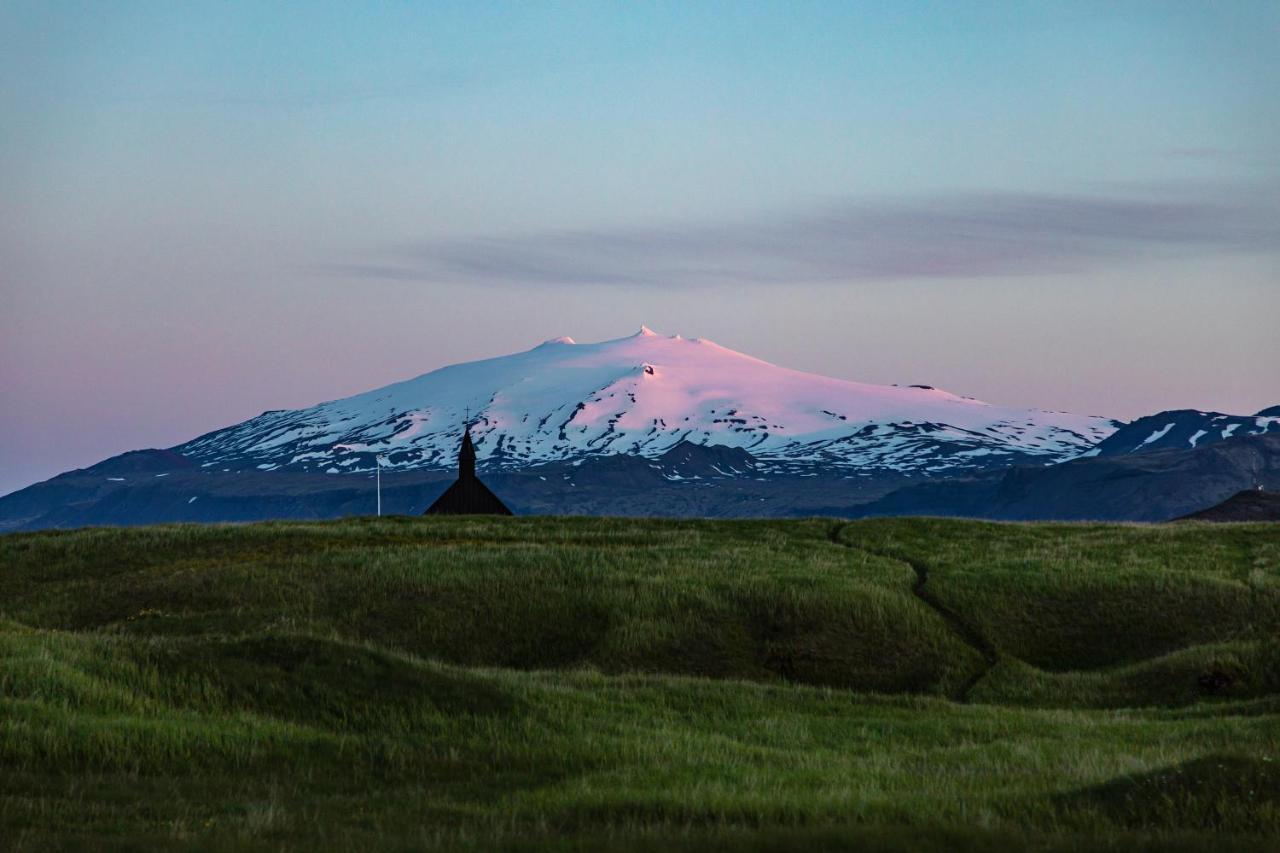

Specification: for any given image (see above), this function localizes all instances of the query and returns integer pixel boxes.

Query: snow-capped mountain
[176,328,1118,476]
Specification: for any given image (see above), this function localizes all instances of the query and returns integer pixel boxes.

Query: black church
[423,427,513,516]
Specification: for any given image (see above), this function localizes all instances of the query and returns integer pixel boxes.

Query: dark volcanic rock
[1175,489,1280,522]
[555,454,667,489]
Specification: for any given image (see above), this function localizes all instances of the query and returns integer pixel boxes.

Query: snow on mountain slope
[176,328,1118,475]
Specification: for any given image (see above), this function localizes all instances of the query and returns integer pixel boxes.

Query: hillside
[0,445,914,533]
[1089,407,1280,456]
[849,433,1280,522]
[1177,489,1280,522]
[2,517,1278,850]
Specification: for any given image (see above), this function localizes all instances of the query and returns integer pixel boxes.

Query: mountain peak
[175,330,1118,476]
[539,336,576,346]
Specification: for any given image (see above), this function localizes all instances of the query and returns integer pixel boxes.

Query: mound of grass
[840,518,1280,670]
[1054,754,1280,831]
[837,518,1280,707]
[3,515,1279,849]
[971,642,1280,709]
[1,517,981,696]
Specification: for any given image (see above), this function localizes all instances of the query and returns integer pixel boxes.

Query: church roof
[424,474,513,516]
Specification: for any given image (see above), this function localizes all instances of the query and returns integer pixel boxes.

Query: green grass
[0,518,980,695]
[2,516,1279,850]
[836,518,1280,707]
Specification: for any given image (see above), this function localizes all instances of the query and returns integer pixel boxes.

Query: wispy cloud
[1160,146,1233,161]
[318,184,1280,287]
[89,76,478,109]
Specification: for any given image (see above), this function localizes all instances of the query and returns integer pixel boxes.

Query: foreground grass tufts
[1,516,1278,849]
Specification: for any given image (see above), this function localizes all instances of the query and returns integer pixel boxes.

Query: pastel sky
[2,1,1278,496]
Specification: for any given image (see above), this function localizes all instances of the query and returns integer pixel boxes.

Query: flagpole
[376,455,382,517]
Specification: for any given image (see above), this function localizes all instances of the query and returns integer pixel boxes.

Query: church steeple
[458,426,476,479]
[423,421,513,516]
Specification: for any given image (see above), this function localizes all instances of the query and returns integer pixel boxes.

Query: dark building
[423,427,513,516]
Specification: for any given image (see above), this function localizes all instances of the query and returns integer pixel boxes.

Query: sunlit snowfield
[2,516,1278,850]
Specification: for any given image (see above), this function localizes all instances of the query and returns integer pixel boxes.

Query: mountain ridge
[4,408,1277,531]
[1086,408,1280,457]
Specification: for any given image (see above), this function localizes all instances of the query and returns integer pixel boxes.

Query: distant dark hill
[0,457,455,533]
[657,440,759,478]
[1176,489,1280,522]
[1091,407,1279,456]
[0,443,905,532]
[0,449,203,531]
[849,434,1280,522]
[82,448,196,474]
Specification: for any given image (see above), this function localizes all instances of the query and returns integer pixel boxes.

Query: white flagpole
[376,455,383,517]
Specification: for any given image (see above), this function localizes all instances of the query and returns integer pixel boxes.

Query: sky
[2,1,1278,496]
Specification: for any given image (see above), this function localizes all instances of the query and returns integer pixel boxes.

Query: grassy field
[2,516,1278,850]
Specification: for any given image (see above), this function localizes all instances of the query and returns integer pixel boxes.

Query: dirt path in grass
[827,522,999,702]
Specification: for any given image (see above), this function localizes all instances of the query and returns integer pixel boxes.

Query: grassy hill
[2,517,1278,850]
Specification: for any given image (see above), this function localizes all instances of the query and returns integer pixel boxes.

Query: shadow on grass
[1054,754,1280,831]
